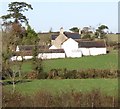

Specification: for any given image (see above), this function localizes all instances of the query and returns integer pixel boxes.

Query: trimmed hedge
[47,68,118,79]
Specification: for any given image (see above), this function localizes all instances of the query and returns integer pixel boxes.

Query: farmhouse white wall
[38,53,65,59]
[89,48,106,56]
[70,49,82,57]
[11,56,22,61]
[63,49,82,58]
[11,56,33,61]
[78,48,90,56]
[61,38,78,50]
[24,56,33,60]
[61,38,82,57]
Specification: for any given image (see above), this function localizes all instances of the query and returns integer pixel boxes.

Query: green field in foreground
[4,79,118,96]
[15,52,118,73]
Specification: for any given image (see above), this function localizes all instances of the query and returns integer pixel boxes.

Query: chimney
[79,28,81,34]
[60,27,64,34]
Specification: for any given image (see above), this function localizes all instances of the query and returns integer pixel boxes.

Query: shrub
[64,70,78,79]
[37,72,48,79]
[2,90,25,107]
[26,71,37,79]
[48,69,58,79]
[2,89,118,107]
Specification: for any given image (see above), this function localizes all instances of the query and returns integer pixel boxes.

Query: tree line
[69,25,109,39]
[1,1,42,93]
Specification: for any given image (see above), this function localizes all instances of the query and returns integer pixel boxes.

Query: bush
[2,90,25,107]
[64,70,78,79]
[37,72,48,79]
[2,89,118,107]
[26,71,37,79]
[48,69,58,79]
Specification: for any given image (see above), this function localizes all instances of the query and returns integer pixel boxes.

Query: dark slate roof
[51,32,81,40]
[14,49,65,56]
[40,49,65,53]
[14,51,33,56]
[18,45,50,51]
[78,41,106,48]
[51,35,58,40]
[64,32,80,39]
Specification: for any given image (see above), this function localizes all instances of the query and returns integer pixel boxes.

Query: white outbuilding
[38,49,65,59]
[78,40,106,56]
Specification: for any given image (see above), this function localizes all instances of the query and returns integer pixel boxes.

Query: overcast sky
[0,0,119,33]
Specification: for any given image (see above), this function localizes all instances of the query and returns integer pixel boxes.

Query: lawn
[13,52,118,73]
[4,79,118,96]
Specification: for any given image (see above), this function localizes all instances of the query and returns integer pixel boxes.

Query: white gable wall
[61,38,78,50]
[49,45,57,49]
[61,38,82,57]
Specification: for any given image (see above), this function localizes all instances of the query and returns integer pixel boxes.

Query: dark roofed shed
[78,41,106,48]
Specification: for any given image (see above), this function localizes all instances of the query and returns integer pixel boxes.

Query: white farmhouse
[49,27,106,58]
[10,27,107,61]
[50,27,81,49]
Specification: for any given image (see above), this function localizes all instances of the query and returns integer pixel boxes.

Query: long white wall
[38,53,65,59]
[78,48,90,56]
[89,48,106,56]
[10,56,33,61]
[63,49,82,58]
[11,53,66,61]
[78,47,106,56]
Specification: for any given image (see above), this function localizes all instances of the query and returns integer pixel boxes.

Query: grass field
[43,52,118,72]
[4,79,118,96]
[13,52,118,73]
[7,52,118,97]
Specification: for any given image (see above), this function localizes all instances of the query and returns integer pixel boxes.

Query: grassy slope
[43,53,118,72]
[18,52,118,73]
[4,79,118,96]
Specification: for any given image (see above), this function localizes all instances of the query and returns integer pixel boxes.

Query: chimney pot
[60,27,64,34]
